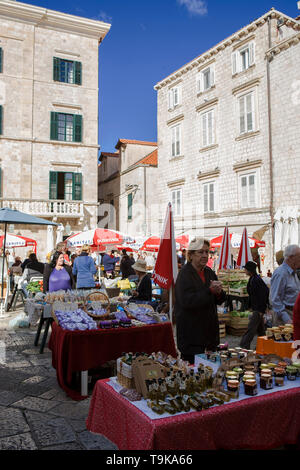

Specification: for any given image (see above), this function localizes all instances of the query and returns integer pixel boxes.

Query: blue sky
[21,0,299,154]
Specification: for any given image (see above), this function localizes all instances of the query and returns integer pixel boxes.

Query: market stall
[48,321,177,401]
[86,349,300,450]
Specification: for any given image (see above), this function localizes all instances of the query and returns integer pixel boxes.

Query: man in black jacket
[175,237,226,364]
[240,261,269,349]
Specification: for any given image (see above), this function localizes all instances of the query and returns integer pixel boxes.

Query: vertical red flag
[153,203,178,290]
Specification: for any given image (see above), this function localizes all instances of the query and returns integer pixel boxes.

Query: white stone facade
[0,0,110,260]
[154,8,300,272]
[98,141,158,240]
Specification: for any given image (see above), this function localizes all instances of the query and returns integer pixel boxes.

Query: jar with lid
[286,366,298,381]
[227,380,240,398]
[244,379,257,396]
[260,373,273,390]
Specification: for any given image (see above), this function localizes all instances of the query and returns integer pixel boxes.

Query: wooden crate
[227,326,248,336]
[218,312,231,324]
[229,287,248,297]
[219,323,226,339]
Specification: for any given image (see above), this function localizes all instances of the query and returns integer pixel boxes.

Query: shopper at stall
[26,253,44,276]
[129,259,152,302]
[174,237,226,364]
[72,244,97,289]
[270,244,300,325]
[102,250,120,276]
[239,261,270,349]
[21,250,35,272]
[43,251,75,293]
[120,249,136,280]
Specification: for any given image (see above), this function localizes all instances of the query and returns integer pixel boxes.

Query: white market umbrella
[236,228,253,268]
[218,224,232,270]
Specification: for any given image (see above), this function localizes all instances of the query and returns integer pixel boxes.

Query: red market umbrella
[175,234,189,249]
[236,228,253,268]
[0,233,37,253]
[218,224,232,270]
[153,203,178,322]
[117,245,137,253]
[140,236,161,252]
[66,228,134,248]
[211,232,265,249]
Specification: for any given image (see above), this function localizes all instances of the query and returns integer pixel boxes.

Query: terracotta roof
[115,139,157,149]
[137,149,158,166]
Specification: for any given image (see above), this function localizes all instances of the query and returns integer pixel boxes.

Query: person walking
[239,261,270,349]
[270,244,300,325]
[72,245,97,289]
[174,237,226,364]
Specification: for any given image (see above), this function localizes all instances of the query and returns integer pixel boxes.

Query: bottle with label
[147,400,164,415]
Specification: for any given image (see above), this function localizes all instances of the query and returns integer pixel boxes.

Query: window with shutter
[201,110,214,147]
[203,182,215,212]
[233,41,255,75]
[239,173,257,208]
[50,112,82,142]
[232,51,238,75]
[239,92,254,135]
[49,171,58,199]
[168,85,181,109]
[171,124,181,157]
[72,173,82,200]
[53,57,82,84]
[171,188,182,216]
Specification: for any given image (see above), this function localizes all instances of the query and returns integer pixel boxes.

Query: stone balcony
[0,198,84,220]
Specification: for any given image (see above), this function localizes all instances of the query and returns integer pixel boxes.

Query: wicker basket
[229,316,249,329]
[117,357,135,389]
[124,303,154,318]
[84,291,111,320]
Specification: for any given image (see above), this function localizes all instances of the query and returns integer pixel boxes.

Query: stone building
[0,0,110,260]
[98,139,158,239]
[154,8,300,272]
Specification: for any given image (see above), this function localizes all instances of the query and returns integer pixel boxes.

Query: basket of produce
[229,310,252,330]
[26,280,43,295]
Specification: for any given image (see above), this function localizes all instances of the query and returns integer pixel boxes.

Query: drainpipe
[266,16,275,269]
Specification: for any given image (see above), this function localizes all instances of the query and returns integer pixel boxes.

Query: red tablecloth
[86,379,300,450]
[48,322,177,400]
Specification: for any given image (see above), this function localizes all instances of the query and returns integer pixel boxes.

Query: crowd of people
[3,238,300,363]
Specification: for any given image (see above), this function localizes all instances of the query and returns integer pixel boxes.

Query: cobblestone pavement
[0,308,258,450]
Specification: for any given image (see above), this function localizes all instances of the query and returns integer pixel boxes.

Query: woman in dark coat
[120,249,135,279]
[174,237,226,364]
[128,259,152,302]
[43,251,75,293]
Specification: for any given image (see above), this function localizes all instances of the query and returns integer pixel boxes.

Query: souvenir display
[53,309,97,331]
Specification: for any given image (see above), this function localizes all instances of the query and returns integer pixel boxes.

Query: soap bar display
[54,309,97,331]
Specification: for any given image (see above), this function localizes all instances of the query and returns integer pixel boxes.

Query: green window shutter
[75,61,82,85]
[0,106,2,135]
[50,112,58,140]
[72,173,82,200]
[73,114,82,142]
[53,57,60,81]
[49,171,58,199]
[128,193,133,220]
[0,48,2,73]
